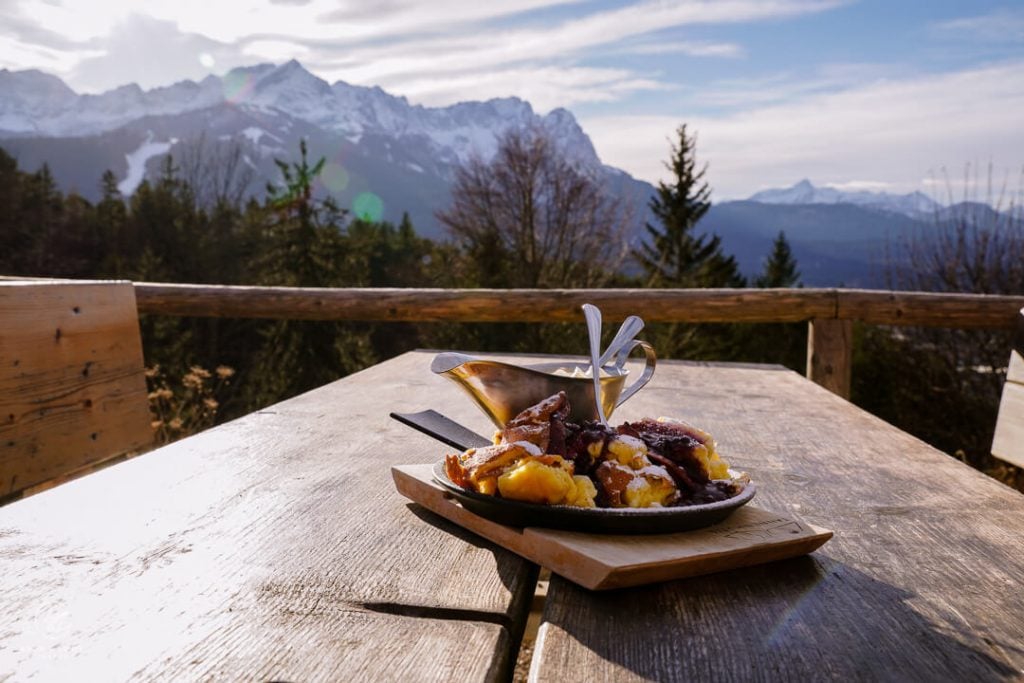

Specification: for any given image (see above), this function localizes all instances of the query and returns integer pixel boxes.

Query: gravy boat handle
[615,340,657,407]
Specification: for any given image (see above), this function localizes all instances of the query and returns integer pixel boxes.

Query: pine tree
[22,164,65,275]
[743,231,805,371]
[635,125,744,288]
[261,139,336,287]
[249,140,375,409]
[634,125,745,361]
[756,231,801,288]
[0,148,32,274]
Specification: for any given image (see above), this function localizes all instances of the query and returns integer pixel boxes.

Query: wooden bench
[993,307,1024,468]
[0,281,153,501]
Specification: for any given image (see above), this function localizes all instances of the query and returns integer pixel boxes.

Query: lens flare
[223,71,254,105]
[198,53,215,69]
[320,162,349,193]
[353,192,384,222]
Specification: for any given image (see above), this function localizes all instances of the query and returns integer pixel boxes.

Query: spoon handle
[582,303,609,426]
[598,315,644,367]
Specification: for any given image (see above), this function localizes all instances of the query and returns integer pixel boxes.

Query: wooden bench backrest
[0,281,153,499]
[992,308,1024,468]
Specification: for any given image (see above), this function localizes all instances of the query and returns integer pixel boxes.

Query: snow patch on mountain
[242,126,278,145]
[118,134,175,195]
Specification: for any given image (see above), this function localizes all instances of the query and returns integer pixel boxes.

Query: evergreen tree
[23,164,64,274]
[249,140,375,409]
[94,170,132,276]
[0,148,32,275]
[634,125,745,361]
[743,231,805,371]
[635,125,743,288]
[261,139,339,287]
[756,231,801,288]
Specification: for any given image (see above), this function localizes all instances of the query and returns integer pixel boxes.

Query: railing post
[807,319,853,399]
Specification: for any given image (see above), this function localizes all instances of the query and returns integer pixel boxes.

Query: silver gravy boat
[431,341,656,428]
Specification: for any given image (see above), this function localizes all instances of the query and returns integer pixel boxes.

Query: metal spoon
[582,303,609,426]
[598,315,644,368]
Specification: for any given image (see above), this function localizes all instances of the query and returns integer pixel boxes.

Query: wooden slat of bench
[1007,348,1023,383]
[992,305,1023,467]
[0,282,152,497]
[993,348,1024,468]
[530,362,1024,681]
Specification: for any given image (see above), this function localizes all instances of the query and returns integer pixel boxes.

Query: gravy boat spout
[430,347,656,428]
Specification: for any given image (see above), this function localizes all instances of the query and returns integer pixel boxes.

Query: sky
[2,0,1023,200]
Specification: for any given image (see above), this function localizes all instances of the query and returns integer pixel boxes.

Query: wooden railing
[131,283,1024,399]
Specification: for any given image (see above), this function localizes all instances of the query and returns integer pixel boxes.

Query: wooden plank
[992,379,1024,468]
[0,281,152,497]
[393,464,832,590]
[837,289,1024,328]
[134,283,836,323]
[1008,348,1024,383]
[130,283,1024,329]
[806,318,852,398]
[530,358,1024,681]
[0,351,537,681]
[992,308,1024,466]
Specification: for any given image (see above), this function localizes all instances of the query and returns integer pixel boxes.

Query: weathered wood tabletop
[528,357,1024,682]
[2,350,1023,682]
[0,351,540,681]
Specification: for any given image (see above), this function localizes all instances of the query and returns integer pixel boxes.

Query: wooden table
[2,351,1023,681]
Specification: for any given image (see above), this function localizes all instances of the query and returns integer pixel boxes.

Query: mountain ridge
[0,60,641,239]
[0,61,600,170]
[4,62,1004,288]
[747,178,940,218]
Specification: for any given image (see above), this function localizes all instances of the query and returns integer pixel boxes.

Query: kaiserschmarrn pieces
[444,391,742,509]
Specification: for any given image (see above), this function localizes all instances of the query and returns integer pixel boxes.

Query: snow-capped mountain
[0,61,638,237]
[748,179,940,218]
[0,60,601,170]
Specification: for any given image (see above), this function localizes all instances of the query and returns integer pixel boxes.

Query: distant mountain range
[0,61,648,240]
[1,62,1003,287]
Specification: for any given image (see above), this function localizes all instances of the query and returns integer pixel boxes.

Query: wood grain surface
[131,283,1024,328]
[0,351,538,681]
[133,284,837,323]
[806,318,853,398]
[5,350,1024,681]
[992,309,1024,468]
[0,281,152,498]
[524,356,1024,682]
[393,464,833,590]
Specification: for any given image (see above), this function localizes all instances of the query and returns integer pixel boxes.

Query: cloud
[618,40,744,58]
[273,0,842,107]
[68,14,253,92]
[931,8,1024,43]
[4,0,843,107]
[315,0,582,35]
[688,62,903,109]
[386,65,665,111]
[580,60,1024,199]
[242,39,311,63]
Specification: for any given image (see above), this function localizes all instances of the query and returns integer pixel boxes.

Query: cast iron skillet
[431,461,756,535]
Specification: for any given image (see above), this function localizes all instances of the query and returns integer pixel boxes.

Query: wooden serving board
[392,464,833,590]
